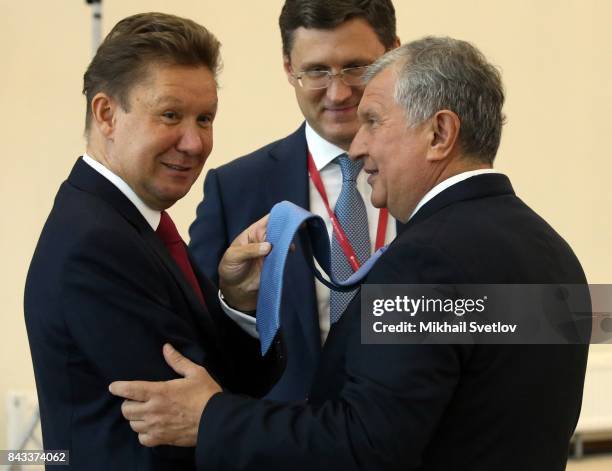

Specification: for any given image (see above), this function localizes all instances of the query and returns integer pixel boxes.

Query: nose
[326,75,353,104]
[348,124,367,161]
[176,124,206,157]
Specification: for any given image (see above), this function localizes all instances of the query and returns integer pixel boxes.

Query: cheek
[195,131,214,167]
[379,148,406,193]
[300,90,323,110]
[204,129,214,154]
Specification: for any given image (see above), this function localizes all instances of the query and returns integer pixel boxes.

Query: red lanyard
[307,152,389,272]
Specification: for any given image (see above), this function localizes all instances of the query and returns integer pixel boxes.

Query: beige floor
[566,454,612,470]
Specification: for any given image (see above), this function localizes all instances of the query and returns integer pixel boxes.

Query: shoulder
[212,126,306,179]
[378,193,584,284]
[369,197,510,284]
[42,182,153,264]
[369,236,465,286]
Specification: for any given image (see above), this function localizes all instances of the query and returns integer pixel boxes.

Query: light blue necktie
[329,155,371,323]
[256,201,386,355]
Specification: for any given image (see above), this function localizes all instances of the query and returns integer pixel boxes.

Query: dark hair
[279,0,397,57]
[83,12,221,133]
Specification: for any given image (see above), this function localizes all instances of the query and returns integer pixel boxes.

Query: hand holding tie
[218,214,271,311]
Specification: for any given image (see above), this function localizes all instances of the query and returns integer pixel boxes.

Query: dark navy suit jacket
[24,158,282,470]
[189,124,404,400]
[194,173,590,471]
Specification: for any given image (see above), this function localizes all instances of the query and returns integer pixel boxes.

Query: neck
[433,157,492,188]
[396,156,492,223]
[85,132,111,169]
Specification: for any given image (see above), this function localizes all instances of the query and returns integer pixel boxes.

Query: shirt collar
[82,152,161,230]
[304,122,346,170]
[409,168,501,220]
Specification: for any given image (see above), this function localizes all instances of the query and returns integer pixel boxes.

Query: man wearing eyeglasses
[189,0,401,401]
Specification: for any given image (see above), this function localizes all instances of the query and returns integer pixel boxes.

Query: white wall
[1,0,610,448]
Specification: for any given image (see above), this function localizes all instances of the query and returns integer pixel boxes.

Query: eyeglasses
[291,65,370,90]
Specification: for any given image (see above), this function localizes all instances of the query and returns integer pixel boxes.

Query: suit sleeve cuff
[218,290,259,338]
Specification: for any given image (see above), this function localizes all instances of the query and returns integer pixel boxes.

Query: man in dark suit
[24,13,280,470]
[188,0,401,400]
[111,37,590,470]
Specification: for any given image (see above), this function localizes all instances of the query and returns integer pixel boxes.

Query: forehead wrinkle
[150,93,218,112]
[152,95,182,106]
[289,21,385,69]
[360,87,386,112]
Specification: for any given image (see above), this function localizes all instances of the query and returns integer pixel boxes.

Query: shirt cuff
[218,290,259,338]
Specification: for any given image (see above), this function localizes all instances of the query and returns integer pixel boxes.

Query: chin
[319,120,357,137]
[151,189,186,209]
[370,194,386,209]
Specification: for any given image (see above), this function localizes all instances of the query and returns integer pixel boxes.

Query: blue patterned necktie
[256,201,386,355]
[329,154,371,324]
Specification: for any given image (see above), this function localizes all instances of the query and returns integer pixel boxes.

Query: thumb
[229,242,272,263]
[162,344,200,378]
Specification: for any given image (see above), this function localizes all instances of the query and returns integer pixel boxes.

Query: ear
[283,55,297,86]
[90,92,118,138]
[426,110,461,162]
[391,36,401,49]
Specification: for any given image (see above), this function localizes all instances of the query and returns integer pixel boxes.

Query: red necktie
[156,211,206,307]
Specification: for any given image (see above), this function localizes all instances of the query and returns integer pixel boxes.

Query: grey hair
[364,36,505,163]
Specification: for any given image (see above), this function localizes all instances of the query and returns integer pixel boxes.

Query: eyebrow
[298,58,373,70]
[152,96,183,107]
[151,96,218,113]
[358,108,375,120]
[359,100,380,116]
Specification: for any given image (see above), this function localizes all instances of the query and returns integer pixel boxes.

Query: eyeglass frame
[290,65,371,90]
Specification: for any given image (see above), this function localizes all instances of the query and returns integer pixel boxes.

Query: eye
[364,113,378,128]
[197,114,214,127]
[303,69,329,79]
[343,65,369,77]
[161,111,179,122]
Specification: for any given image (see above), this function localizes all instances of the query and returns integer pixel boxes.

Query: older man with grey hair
[110,36,589,471]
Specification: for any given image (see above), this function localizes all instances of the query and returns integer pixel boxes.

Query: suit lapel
[265,125,322,359]
[326,174,515,346]
[395,219,407,236]
[399,173,514,234]
[265,123,310,209]
[68,157,216,333]
[142,232,224,356]
[142,230,215,321]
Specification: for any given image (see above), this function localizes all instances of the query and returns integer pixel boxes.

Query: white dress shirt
[82,153,161,230]
[225,124,399,343]
[225,139,501,341]
[305,123,398,343]
[82,153,259,336]
[408,168,500,220]
[84,149,499,344]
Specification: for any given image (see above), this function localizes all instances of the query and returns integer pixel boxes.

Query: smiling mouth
[325,105,357,112]
[162,163,191,172]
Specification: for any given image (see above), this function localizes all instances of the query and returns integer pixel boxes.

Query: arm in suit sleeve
[61,223,280,393]
[193,244,473,471]
[58,225,220,460]
[197,269,285,397]
[61,227,209,382]
[189,169,229,285]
